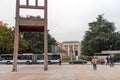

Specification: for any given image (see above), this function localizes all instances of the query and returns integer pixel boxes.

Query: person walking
[59,57,62,65]
[91,57,97,70]
[106,56,109,65]
[109,56,114,67]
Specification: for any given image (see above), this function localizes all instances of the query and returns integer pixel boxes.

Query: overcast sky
[0,0,120,42]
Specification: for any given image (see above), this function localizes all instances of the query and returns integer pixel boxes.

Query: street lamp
[70,45,73,62]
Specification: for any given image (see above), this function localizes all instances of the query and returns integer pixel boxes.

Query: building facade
[56,41,81,57]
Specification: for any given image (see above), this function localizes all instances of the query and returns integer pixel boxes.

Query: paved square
[0,64,120,80]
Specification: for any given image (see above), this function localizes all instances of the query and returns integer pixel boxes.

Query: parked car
[69,59,87,64]
[97,59,105,64]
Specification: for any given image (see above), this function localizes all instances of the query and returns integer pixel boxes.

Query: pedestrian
[109,56,114,67]
[106,56,109,65]
[91,56,97,70]
[59,57,62,65]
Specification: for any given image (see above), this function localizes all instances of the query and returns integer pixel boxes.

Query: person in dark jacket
[106,56,109,65]
[59,57,62,65]
[109,56,114,67]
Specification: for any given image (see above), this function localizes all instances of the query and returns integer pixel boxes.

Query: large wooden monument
[12,0,48,71]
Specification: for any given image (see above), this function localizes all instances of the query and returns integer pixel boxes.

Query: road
[0,64,120,80]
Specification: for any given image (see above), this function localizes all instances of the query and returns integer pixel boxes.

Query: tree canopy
[21,32,57,54]
[0,25,57,54]
[81,15,120,56]
[0,27,14,54]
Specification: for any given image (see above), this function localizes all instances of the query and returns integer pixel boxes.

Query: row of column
[67,44,80,57]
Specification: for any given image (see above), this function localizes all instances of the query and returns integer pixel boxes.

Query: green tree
[19,39,29,53]
[0,26,30,54]
[0,27,14,54]
[22,32,56,54]
[81,14,120,56]
[48,34,57,53]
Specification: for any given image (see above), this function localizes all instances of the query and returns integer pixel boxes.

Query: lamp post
[70,45,73,62]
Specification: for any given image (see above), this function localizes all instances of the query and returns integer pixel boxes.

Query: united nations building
[56,41,81,57]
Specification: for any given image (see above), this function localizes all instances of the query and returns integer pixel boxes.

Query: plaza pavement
[0,63,120,80]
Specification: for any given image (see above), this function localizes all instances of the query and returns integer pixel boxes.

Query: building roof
[62,41,80,43]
